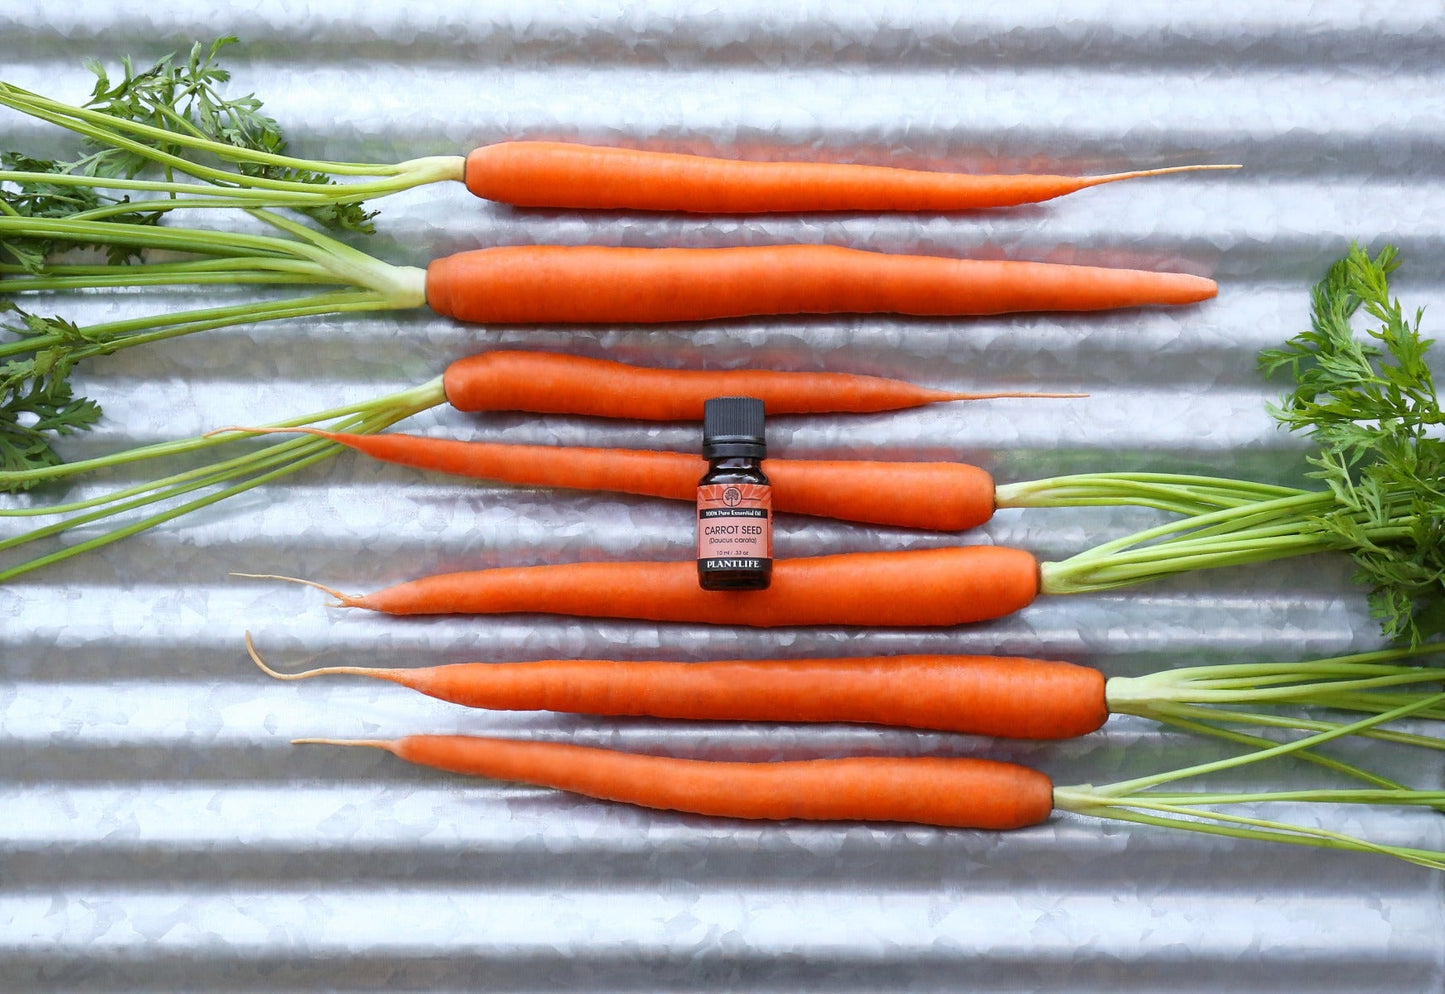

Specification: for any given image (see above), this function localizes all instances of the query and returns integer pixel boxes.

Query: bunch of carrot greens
[4,41,1443,868]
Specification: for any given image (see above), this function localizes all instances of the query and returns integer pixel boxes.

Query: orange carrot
[464,141,1237,213]
[252,646,1108,739]
[297,735,1055,830]
[440,350,1075,417]
[262,545,1042,627]
[424,245,1217,325]
[247,429,998,532]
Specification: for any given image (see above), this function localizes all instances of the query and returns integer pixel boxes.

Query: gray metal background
[2,2,1443,991]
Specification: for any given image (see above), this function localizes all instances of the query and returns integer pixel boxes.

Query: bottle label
[696,483,773,568]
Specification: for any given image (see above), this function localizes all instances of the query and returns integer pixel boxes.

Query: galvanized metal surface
[2,2,1443,991]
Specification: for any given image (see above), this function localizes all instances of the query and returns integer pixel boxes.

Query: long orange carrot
[291,728,1445,865]
[424,245,1216,325]
[260,545,1042,627]
[297,735,1055,830]
[464,141,1237,213]
[244,429,998,532]
[252,646,1107,739]
[439,350,1076,417]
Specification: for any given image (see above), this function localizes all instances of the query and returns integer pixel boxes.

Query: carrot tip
[245,631,288,680]
[244,631,328,681]
[230,572,353,605]
[947,391,1089,401]
[245,631,393,682]
[290,737,392,750]
[1083,163,1244,187]
[211,426,328,440]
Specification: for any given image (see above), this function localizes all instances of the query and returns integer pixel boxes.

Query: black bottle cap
[702,396,766,459]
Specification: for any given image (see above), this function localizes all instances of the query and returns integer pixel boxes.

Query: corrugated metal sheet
[2,3,1443,990]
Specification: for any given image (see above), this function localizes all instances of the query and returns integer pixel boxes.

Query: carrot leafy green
[1040,244,1443,645]
[0,303,103,479]
[0,37,398,240]
[1259,244,1444,643]
[0,37,461,234]
[0,210,426,477]
[77,38,375,229]
[0,40,375,474]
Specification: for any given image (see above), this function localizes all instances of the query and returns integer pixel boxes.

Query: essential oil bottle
[696,396,772,590]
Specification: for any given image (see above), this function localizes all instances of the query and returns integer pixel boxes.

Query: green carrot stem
[1092,691,1445,798]
[0,211,425,301]
[0,437,345,582]
[1300,692,1445,718]
[0,432,339,557]
[0,82,463,189]
[82,290,399,355]
[1141,710,1415,790]
[0,377,443,494]
[0,396,417,580]
[0,268,334,291]
[1123,789,1445,806]
[1040,501,1419,592]
[1052,689,1445,869]
[2,83,388,188]
[2,258,309,277]
[1142,703,1445,751]
[0,213,315,258]
[0,290,397,365]
[63,197,323,223]
[995,472,1308,511]
[1152,670,1445,704]
[1,168,335,203]
[1041,538,1334,593]
[1122,646,1445,685]
[1051,799,1445,872]
[1,254,338,293]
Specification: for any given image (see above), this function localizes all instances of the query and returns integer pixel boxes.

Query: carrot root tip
[230,572,353,605]
[245,631,398,682]
[202,426,268,439]
[947,391,1089,401]
[1086,163,1244,185]
[290,737,393,751]
[213,426,329,440]
[244,631,336,681]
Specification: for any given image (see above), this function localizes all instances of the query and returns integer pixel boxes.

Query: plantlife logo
[722,486,742,506]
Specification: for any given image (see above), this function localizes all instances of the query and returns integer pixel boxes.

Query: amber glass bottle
[696,397,772,590]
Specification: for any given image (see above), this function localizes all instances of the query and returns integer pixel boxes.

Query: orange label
[696,483,773,564]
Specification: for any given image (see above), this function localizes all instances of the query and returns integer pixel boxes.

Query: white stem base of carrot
[396,155,467,185]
